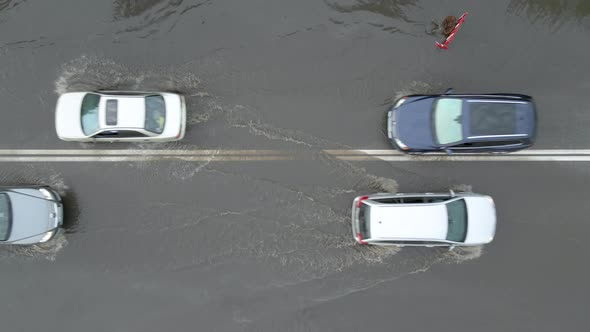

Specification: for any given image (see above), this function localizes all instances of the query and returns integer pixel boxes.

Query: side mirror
[444,88,454,94]
[448,245,456,251]
[449,189,455,197]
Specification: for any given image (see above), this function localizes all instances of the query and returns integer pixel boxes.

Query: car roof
[368,203,448,240]
[463,98,535,140]
[422,94,536,143]
[98,95,147,129]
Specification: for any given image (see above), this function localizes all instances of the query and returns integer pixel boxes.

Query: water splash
[0,230,68,261]
[0,165,69,194]
[442,245,483,263]
[55,55,204,95]
[451,183,473,193]
[394,80,446,101]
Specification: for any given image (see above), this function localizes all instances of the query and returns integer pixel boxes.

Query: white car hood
[464,197,497,244]
[55,92,88,140]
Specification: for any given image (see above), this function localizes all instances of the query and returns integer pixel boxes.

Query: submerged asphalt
[0,1,589,331]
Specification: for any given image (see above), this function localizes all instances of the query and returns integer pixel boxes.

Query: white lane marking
[0,149,290,155]
[0,156,297,162]
[0,149,588,161]
[336,156,590,162]
[326,149,590,155]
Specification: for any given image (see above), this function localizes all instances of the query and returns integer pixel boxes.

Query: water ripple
[324,0,418,21]
[0,0,25,13]
[324,0,424,35]
[113,0,213,37]
[507,0,590,30]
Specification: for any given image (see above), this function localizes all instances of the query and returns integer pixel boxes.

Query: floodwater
[0,1,589,331]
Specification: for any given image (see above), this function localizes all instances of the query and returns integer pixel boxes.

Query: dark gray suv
[0,186,63,245]
[388,90,537,154]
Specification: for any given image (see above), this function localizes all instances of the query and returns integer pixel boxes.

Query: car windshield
[145,95,166,134]
[434,98,463,145]
[0,193,11,241]
[446,199,468,242]
[81,93,101,135]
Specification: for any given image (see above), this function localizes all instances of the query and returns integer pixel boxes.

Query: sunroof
[106,99,118,125]
[468,102,517,136]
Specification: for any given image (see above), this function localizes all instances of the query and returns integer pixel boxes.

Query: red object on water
[436,12,468,50]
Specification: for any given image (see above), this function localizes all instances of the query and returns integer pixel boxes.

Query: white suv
[351,191,496,248]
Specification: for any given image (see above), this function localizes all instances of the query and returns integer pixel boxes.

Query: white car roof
[369,203,448,240]
[98,95,147,129]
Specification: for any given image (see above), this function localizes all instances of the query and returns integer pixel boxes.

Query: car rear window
[468,101,517,136]
[434,98,463,144]
[358,203,371,240]
[81,93,101,135]
[145,95,166,134]
[0,193,12,241]
[446,199,468,242]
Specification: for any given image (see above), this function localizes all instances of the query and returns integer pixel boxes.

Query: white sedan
[55,91,186,142]
[351,191,496,248]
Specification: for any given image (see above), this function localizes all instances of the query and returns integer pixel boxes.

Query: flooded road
[0,0,589,331]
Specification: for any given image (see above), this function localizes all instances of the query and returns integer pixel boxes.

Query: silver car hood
[6,193,58,243]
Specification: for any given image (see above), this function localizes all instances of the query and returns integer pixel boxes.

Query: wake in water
[380,80,448,106]
[55,55,203,95]
[451,183,474,193]
[0,230,68,261]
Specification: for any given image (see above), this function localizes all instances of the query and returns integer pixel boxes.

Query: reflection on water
[324,0,418,21]
[508,0,590,28]
[113,0,164,18]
